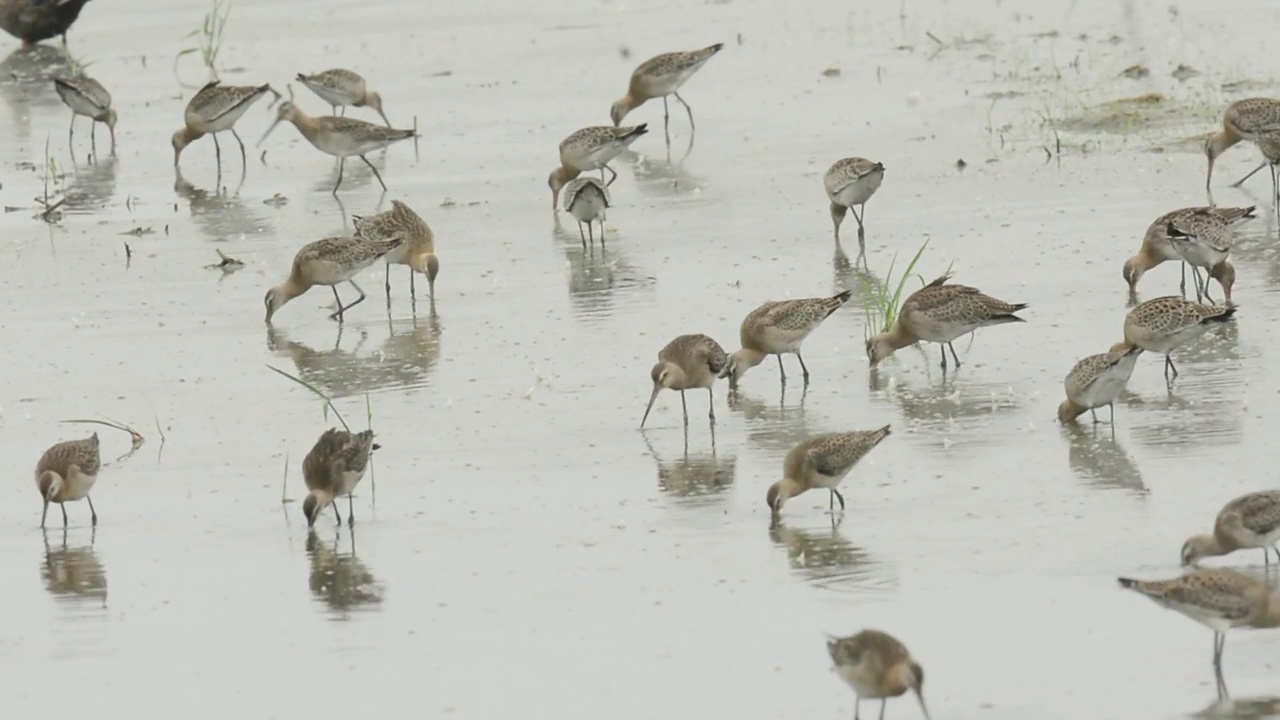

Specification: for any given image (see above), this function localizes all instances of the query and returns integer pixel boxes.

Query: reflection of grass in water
[859,240,930,340]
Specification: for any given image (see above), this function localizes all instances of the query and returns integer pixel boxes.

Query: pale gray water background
[2,0,1280,717]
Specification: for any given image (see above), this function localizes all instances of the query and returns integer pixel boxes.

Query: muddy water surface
[3,0,1280,718]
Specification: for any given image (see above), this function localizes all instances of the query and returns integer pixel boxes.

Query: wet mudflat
[2,0,1280,717]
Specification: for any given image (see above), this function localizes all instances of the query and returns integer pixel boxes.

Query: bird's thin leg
[680,390,689,426]
[948,342,963,369]
[61,504,68,527]
[408,267,417,299]
[854,699,861,720]
[213,133,223,173]
[333,157,346,194]
[347,494,355,527]
[878,698,887,720]
[939,344,948,370]
[332,501,342,525]
[850,204,865,230]
[1231,162,1267,187]
[90,122,96,156]
[384,261,393,301]
[796,351,811,386]
[330,285,346,322]
[588,219,595,247]
[86,496,97,526]
[776,354,787,383]
[662,96,671,148]
[359,155,388,192]
[674,91,696,134]
[1179,262,1187,297]
[707,387,715,423]
[603,164,618,187]
[1164,354,1179,382]
[344,280,368,315]
[1090,408,1098,424]
[577,222,586,249]
[1109,403,1115,424]
[338,106,346,117]
[599,219,607,249]
[67,115,74,152]
[231,128,248,172]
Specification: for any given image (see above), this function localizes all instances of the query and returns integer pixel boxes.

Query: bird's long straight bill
[257,117,284,147]
[640,385,661,428]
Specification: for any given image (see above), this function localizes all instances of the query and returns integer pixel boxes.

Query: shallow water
[3,0,1280,718]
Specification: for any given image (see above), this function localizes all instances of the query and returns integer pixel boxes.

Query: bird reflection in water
[305,529,383,619]
[627,149,705,199]
[0,44,73,141]
[641,428,735,503]
[174,168,271,242]
[768,520,892,596]
[1064,423,1146,494]
[728,389,814,456]
[266,312,441,400]
[552,214,654,323]
[61,155,117,213]
[1194,692,1280,718]
[41,528,107,609]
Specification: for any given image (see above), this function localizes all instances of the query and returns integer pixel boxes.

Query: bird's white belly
[832,173,883,207]
[1076,356,1138,409]
[835,664,882,698]
[813,471,848,489]
[1172,239,1227,269]
[569,191,607,223]
[1142,325,1210,354]
[307,84,357,107]
[908,314,978,344]
[61,467,98,502]
[203,101,258,134]
[338,468,367,496]
[760,327,809,353]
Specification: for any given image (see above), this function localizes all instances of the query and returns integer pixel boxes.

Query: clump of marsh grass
[859,239,932,341]
[174,0,232,87]
[35,138,66,222]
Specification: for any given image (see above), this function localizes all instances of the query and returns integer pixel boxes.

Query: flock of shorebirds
[11,2,1280,715]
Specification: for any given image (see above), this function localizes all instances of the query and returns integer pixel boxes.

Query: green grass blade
[266,364,349,431]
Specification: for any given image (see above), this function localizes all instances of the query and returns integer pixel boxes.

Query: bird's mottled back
[827,629,911,668]
[1118,570,1265,625]
[742,291,852,338]
[902,274,1026,324]
[35,433,100,479]
[303,428,376,490]
[1064,345,1140,398]
[1225,98,1280,136]
[187,81,272,123]
[54,75,111,112]
[1125,296,1236,336]
[1223,491,1280,537]
[632,43,724,81]
[824,157,885,196]
[659,334,728,376]
[562,177,612,211]
[792,426,891,479]
[1166,208,1233,254]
